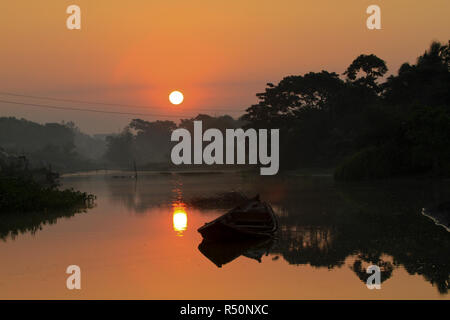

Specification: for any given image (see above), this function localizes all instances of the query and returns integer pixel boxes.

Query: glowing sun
[169,91,184,105]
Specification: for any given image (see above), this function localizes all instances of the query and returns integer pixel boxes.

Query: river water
[0,171,449,299]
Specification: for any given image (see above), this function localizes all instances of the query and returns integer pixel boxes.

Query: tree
[344,54,387,93]
[104,119,178,166]
[384,41,450,106]
[243,71,345,127]
[406,105,450,176]
[104,129,135,166]
[130,119,177,164]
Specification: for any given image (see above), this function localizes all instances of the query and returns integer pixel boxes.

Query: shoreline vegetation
[0,156,95,213]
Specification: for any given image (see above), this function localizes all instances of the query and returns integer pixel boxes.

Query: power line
[0,99,227,119]
[0,91,246,113]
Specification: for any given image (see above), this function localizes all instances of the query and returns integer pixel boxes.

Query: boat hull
[198,219,274,242]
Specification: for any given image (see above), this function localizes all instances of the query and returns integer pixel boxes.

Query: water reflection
[422,202,450,232]
[192,178,448,294]
[171,177,188,236]
[351,256,394,285]
[0,206,91,241]
[2,173,448,296]
[198,238,273,268]
[172,204,188,236]
[100,175,450,294]
[104,174,450,294]
[267,179,450,294]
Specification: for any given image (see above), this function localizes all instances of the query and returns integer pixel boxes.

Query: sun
[169,91,184,105]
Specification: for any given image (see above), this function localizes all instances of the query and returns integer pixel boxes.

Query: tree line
[1,40,448,179]
[242,40,450,179]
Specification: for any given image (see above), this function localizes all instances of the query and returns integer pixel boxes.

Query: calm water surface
[0,172,449,299]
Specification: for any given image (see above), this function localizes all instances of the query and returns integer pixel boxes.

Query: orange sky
[0,0,449,133]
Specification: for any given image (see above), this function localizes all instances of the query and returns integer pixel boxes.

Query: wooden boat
[197,195,278,241]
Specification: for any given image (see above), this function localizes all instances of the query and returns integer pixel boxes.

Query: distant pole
[133,160,138,180]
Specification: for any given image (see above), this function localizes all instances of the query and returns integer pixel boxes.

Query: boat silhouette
[197,195,278,241]
[198,237,274,268]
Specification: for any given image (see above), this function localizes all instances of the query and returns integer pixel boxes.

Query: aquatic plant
[0,156,94,213]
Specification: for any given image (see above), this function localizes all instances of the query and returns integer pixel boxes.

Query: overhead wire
[0,91,247,114]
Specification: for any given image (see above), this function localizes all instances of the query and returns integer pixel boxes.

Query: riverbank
[0,156,95,213]
[0,174,94,213]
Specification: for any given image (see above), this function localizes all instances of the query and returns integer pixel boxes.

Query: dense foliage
[242,41,450,180]
[0,158,94,212]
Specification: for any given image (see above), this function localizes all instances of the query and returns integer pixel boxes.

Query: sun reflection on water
[172,204,187,236]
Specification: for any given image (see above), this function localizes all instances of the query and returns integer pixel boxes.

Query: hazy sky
[1,0,449,134]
